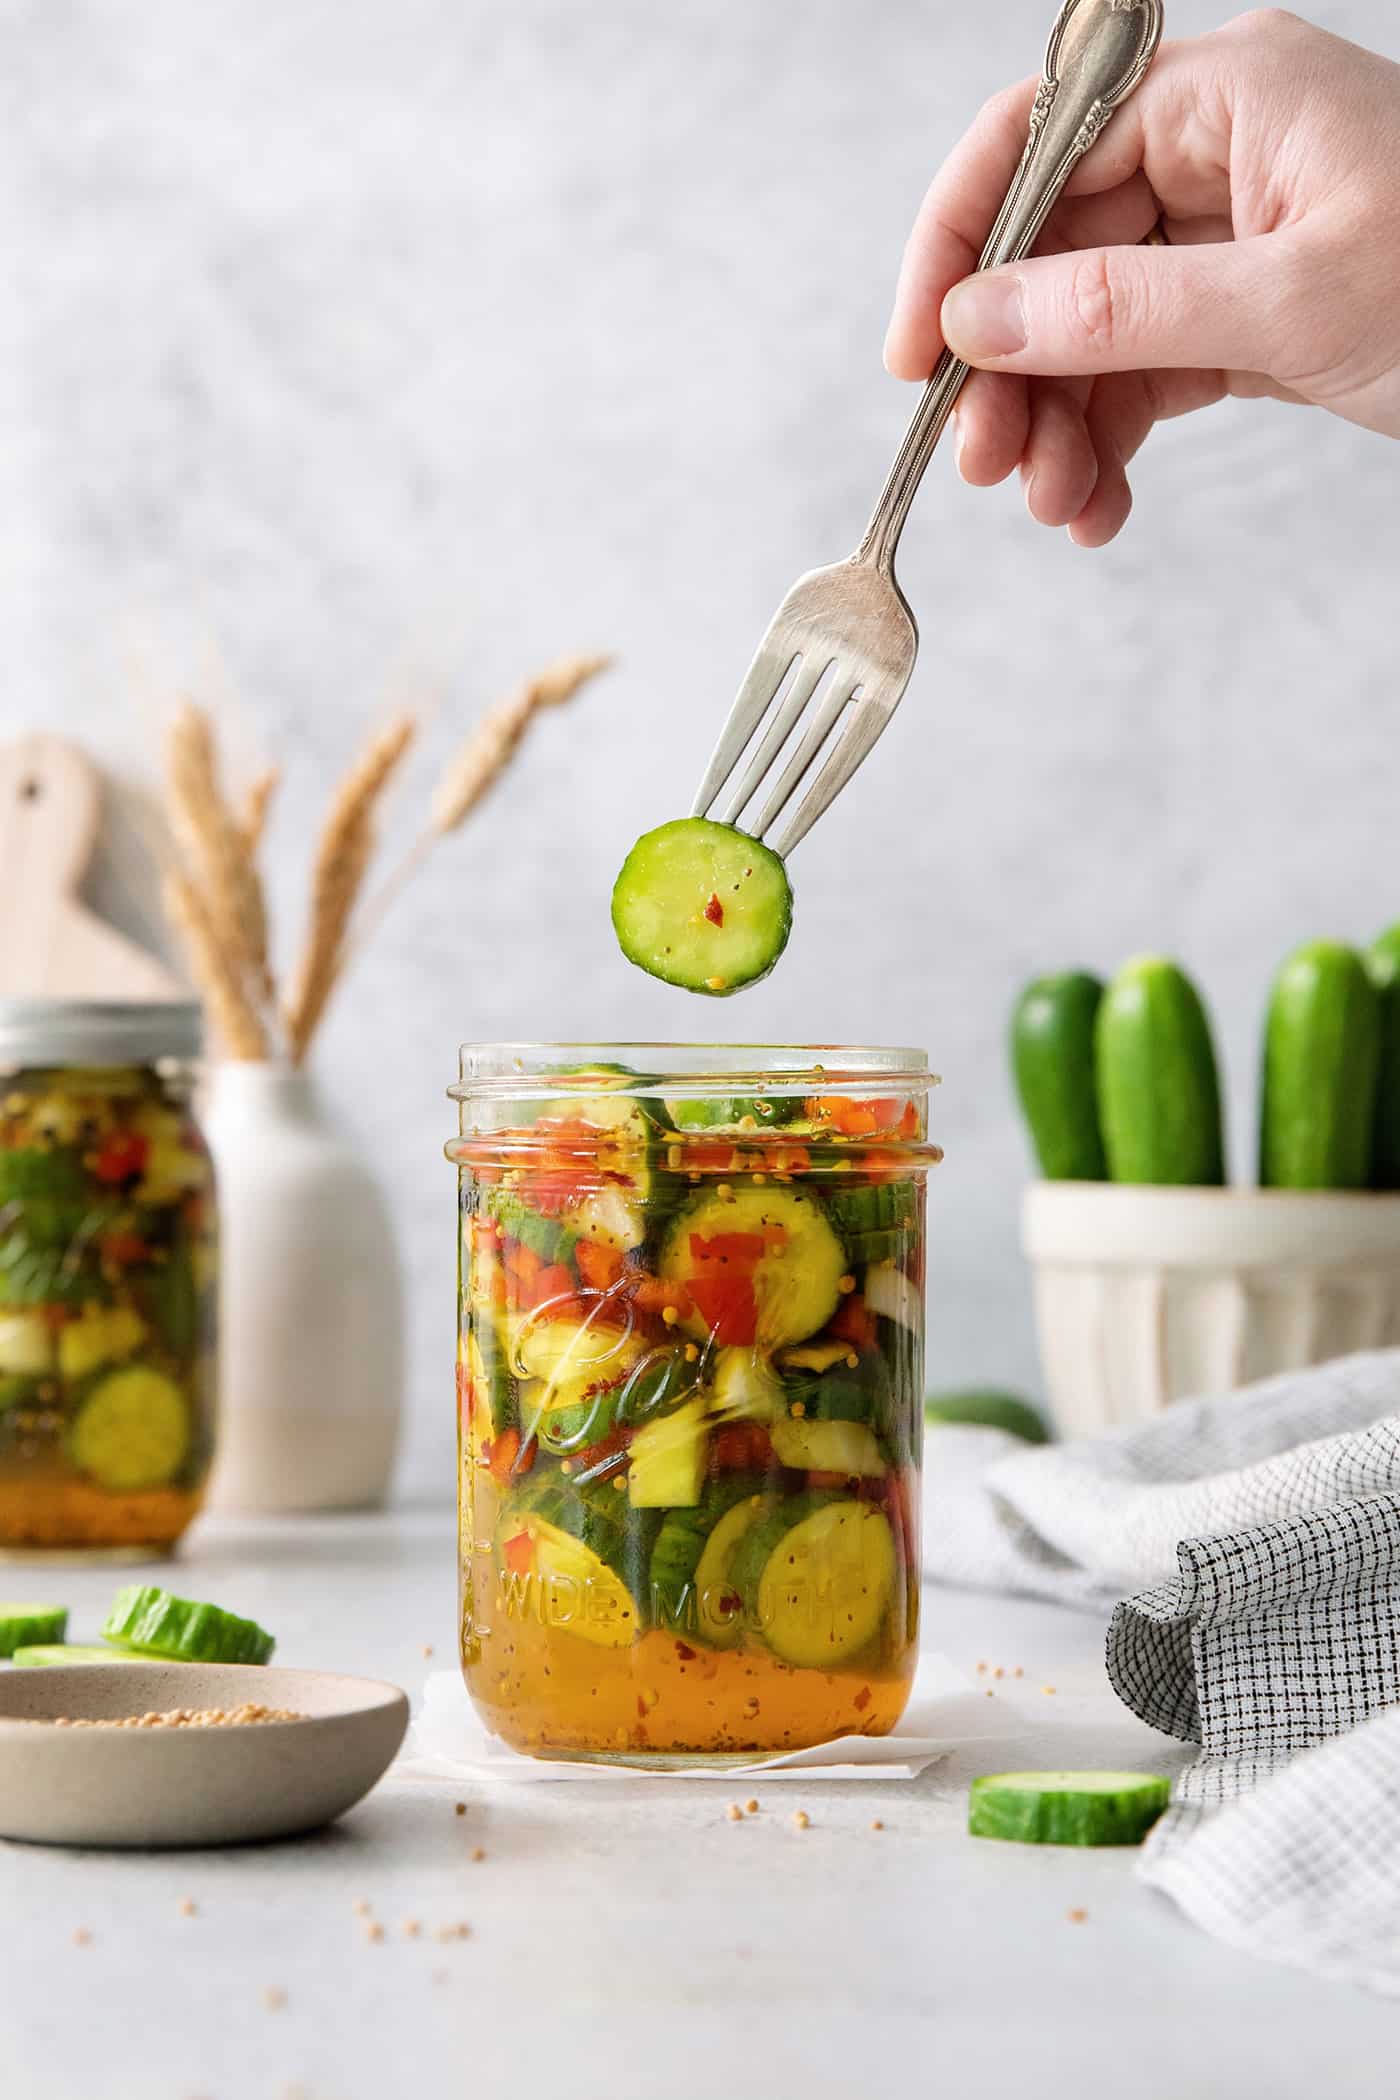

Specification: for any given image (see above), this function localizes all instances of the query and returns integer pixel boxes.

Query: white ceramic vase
[1023,1181,1400,1438]
[201,1063,403,1513]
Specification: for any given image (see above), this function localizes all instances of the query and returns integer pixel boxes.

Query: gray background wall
[5,0,1395,1497]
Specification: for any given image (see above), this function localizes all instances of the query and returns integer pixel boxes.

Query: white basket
[1022,1182,1400,1438]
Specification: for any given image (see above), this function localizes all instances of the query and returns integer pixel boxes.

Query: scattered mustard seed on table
[352,1898,372,1917]
[403,1920,422,1939]
[454,1801,467,1817]
[870,1819,884,1832]
[1042,1685,1057,1696]
[263,1987,286,2012]
[470,1847,486,1862]
[791,1810,810,1831]
[726,1803,744,1822]
[71,1928,91,1948]
[178,1898,197,1918]
[744,1799,760,1815]
[1067,1908,1088,1925]
[364,1922,385,1944]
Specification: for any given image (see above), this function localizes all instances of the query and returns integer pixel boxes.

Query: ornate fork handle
[858,0,1163,576]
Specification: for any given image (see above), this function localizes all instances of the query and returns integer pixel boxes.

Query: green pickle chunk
[611,818,793,995]
[102,1585,276,1666]
[0,1604,69,1658]
[13,1643,143,1667]
[968,1771,1171,1847]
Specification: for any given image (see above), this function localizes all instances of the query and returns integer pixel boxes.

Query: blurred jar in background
[0,1002,216,1558]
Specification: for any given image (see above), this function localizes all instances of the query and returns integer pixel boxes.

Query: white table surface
[2,1505,1391,2100]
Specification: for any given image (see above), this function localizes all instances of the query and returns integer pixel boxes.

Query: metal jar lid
[0,999,203,1067]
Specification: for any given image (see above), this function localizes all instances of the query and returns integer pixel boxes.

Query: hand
[884,10,1400,546]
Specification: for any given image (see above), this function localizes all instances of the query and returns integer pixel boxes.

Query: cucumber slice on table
[12,1643,142,1667]
[0,1604,68,1659]
[924,1388,1049,1444]
[103,1585,276,1666]
[968,1771,1170,1846]
[1260,940,1381,1191]
[1010,971,1108,1181]
[732,1494,897,1667]
[661,1184,847,1350]
[1095,956,1225,1186]
[611,818,793,995]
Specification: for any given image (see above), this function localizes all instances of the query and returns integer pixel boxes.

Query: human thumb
[940,235,1301,378]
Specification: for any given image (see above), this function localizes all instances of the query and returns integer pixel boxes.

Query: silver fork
[693,0,1163,859]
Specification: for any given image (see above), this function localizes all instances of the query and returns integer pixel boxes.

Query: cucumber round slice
[824,1181,917,1264]
[12,1643,143,1667]
[102,1585,276,1666]
[499,1480,654,1648]
[67,1366,190,1491]
[0,1604,68,1659]
[661,1184,846,1349]
[924,1388,1050,1444]
[770,1416,887,1476]
[732,1494,897,1668]
[611,818,793,995]
[649,1476,767,1645]
[968,1770,1170,1846]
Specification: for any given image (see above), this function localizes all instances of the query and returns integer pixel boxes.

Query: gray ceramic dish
[0,1663,409,1848]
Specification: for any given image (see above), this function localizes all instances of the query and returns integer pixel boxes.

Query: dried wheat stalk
[165,702,276,1015]
[163,870,268,1060]
[350,652,610,954]
[237,766,279,856]
[282,711,417,1064]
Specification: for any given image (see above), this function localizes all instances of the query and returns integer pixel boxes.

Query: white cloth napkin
[926,1346,1400,1994]
[397,1650,997,1784]
[921,1347,1400,1608]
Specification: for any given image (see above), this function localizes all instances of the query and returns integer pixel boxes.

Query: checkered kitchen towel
[925,1349,1400,1991]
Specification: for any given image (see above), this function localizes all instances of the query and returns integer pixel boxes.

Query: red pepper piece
[712,1422,773,1470]
[685,1274,758,1346]
[532,1263,576,1304]
[502,1530,534,1575]
[829,1295,877,1349]
[688,1230,766,1265]
[704,893,724,927]
[91,1132,149,1186]
[576,1240,625,1291]
[486,1428,537,1483]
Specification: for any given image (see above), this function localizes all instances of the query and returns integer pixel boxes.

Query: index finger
[884,75,1040,382]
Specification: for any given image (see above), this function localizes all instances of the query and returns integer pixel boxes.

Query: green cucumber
[663,1094,802,1132]
[1095,957,1225,1186]
[102,1584,275,1666]
[0,1150,91,1203]
[467,1317,517,1439]
[1010,971,1108,1181]
[12,1643,144,1667]
[732,1494,897,1668]
[1369,924,1400,1189]
[661,1184,846,1349]
[628,1394,709,1508]
[499,1478,656,1645]
[924,1388,1049,1444]
[968,1770,1170,1846]
[769,1416,886,1477]
[648,1476,767,1642]
[823,1181,917,1264]
[611,817,793,995]
[67,1367,190,1491]
[484,1190,579,1264]
[1260,941,1381,1190]
[0,1604,68,1658]
[709,1347,784,1422]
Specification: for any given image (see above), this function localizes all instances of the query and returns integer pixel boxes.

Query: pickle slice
[67,1366,190,1491]
[13,1643,142,1667]
[102,1585,276,1666]
[0,1604,69,1659]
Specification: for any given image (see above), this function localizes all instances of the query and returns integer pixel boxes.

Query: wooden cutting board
[0,733,183,1001]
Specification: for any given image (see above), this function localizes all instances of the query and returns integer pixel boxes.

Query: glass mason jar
[447,1044,938,1763]
[0,1002,216,1558]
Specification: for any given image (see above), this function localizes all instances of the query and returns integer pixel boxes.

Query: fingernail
[951,410,967,477]
[942,273,1026,360]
